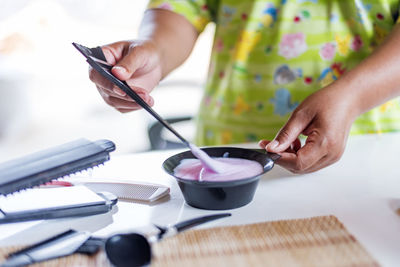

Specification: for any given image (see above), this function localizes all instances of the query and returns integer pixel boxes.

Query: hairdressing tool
[105,213,231,267]
[0,186,117,224]
[2,230,91,267]
[0,139,115,195]
[44,178,170,202]
[2,213,231,267]
[72,43,223,173]
[72,43,189,146]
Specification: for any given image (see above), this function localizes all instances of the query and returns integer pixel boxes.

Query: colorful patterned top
[148,0,400,146]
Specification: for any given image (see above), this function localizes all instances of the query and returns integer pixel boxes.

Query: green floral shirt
[148,0,400,146]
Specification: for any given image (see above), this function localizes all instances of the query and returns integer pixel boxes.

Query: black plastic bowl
[162,147,280,210]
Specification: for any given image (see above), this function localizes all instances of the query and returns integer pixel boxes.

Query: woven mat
[151,215,378,267]
[0,248,109,266]
[0,215,378,267]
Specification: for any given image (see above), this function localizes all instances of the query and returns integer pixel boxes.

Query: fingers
[97,86,154,112]
[96,85,128,100]
[259,138,301,154]
[258,140,270,148]
[89,42,156,111]
[264,87,352,173]
[89,66,114,90]
[266,109,313,153]
[101,93,154,112]
[291,134,327,173]
[89,58,156,106]
[270,151,298,172]
[111,44,148,81]
[88,60,128,96]
[102,47,117,65]
[88,40,162,114]
[277,149,332,174]
[89,43,138,89]
[273,132,334,174]
[260,105,330,173]
[101,41,128,65]
[259,137,325,173]
[291,138,301,152]
[273,150,324,174]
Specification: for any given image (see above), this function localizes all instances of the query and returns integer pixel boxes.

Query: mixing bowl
[162,147,280,210]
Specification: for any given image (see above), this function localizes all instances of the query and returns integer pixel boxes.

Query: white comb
[45,178,170,202]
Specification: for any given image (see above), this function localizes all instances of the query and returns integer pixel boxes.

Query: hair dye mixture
[174,156,263,182]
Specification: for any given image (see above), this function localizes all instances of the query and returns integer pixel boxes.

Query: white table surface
[1,132,400,266]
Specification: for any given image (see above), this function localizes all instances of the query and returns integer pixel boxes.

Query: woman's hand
[260,24,400,174]
[88,9,199,113]
[259,85,357,173]
[88,40,162,113]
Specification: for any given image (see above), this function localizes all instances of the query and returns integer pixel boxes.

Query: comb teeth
[72,42,107,62]
[70,181,170,202]
[17,167,96,192]
[87,184,157,200]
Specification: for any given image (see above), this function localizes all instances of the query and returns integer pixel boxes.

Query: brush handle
[111,79,189,146]
[173,213,231,232]
[154,213,231,240]
[73,43,189,147]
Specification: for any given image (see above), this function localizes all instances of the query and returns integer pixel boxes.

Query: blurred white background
[0,0,214,162]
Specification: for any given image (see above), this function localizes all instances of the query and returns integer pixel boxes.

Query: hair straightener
[0,138,115,195]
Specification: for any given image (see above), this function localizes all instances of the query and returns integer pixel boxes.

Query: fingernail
[113,88,126,96]
[258,140,266,148]
[267,140,279,150]
[112,66,127,74]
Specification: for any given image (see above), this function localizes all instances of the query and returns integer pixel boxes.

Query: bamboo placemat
[151,215,378,267]
[0,248,109,267]
[0,215,378,267]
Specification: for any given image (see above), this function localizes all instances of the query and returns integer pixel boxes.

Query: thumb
[112,45,148,81]
[102,47,117,65]
[267,111,312,153]
[101,42,144,81]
